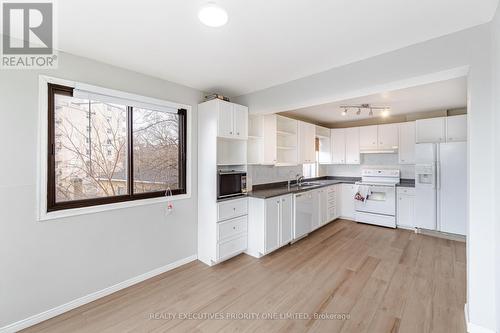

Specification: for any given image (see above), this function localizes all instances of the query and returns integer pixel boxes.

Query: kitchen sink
[293,182,321,188]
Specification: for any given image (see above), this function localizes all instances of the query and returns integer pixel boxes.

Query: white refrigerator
[414,142,467,235]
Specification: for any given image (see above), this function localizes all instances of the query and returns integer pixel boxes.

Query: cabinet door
[262,114,277,164]
[416,117,445,143]
[264,198,280,253]
[319,189,328,225]
[345,127,360,164]
[311,190,321,230]
[397,192,415,228]
[280,194,293,245]
[446,115,467,142]
[233,104,248,139]
[298,121,316,164]
[378,123,399,150]
[359,125,378,151]
[335,184,342,219]
[341,184,356,219]
[398,122,416,164]
[326,186,337,222]
[331,129,346,164]
[217,101,234,138]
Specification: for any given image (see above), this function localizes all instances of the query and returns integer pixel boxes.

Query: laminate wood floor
[22,220,466,333]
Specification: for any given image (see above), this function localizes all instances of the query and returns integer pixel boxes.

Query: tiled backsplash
[320,153,415,179]
[247,165,303,186]
[248,153,414,189]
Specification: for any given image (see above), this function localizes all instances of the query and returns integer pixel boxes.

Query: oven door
[355,185,396,216]
[218,172,245,198]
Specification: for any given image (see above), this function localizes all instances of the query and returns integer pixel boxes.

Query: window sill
[38,193,191,222]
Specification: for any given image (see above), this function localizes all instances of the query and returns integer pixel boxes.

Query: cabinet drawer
[218,216,247,242]
[397,187,415,196]
[218,198,248,221]
[217,235,247,261]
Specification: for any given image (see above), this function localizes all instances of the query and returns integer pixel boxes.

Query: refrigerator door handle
[436,162,441,190]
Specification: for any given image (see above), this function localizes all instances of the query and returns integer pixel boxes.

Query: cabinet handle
[230,131,233,134]
[237,132,240,135]
[233,226,236,230]
[233,208,236,211]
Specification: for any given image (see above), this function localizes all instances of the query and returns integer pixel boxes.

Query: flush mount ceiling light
[339,104,390,118]
[198,3,228,27]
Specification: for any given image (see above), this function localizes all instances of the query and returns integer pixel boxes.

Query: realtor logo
[1,0,57,68]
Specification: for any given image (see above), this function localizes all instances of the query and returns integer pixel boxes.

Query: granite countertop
[246,176,359,199]
[397,179,415,188]
[245,176,416,199]
[217,177,415,201]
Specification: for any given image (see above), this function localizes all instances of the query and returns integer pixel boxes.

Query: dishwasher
[293,192,314,240]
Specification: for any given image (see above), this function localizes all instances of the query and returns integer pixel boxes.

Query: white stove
[354,169,400,228]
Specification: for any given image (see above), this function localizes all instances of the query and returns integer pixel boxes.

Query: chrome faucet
[296,174,305,187]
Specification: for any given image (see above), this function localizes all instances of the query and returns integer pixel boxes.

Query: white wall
[321,154,415,179]
[0,52,203,328]
[492,3,500,332]
[236,24,497,332]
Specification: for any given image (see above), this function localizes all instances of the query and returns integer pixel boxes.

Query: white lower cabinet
[340,184,356,219]
[318,188,328,226]
[397,187,416,228]
[211,198,248,264]
[314,186,339,231]
[311,190,321,231]
[247,194,293,258]
[325,185,340,222]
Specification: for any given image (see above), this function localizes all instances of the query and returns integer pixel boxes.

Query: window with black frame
[47,83,187,212]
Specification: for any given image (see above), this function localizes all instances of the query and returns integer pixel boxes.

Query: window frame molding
[37,75,192,221]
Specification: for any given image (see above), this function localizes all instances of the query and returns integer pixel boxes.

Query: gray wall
[236,24,497,331]
[0,52,203,327]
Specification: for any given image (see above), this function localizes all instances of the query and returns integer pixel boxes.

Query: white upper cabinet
[217,100,248,139]
[217,101,234,138]
[331,129,346,164]
[298,121,316,164]
[316,125,331,164]
[398,121,416,164]
[378,123,399,150]
[416,117,445,143]
[233,104,248,139]
[359,124,398,151]
[262,114,277,165]
[446,114,467,142]
[345,127,360,164]
[359,125,378,151]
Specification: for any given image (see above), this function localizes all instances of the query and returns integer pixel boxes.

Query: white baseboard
[465,303,497,333]
[0,254,197,333]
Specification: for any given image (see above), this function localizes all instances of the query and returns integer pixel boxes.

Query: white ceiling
[58,0,498,96]
[280,77,467,126]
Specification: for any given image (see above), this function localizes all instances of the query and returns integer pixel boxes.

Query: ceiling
[280,77,467,126]
[58,0,498,96]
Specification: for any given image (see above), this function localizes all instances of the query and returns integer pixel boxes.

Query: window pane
[133,108,180,193]
[54,94,128,202]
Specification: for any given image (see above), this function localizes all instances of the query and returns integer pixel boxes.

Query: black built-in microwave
[217,171,247,199]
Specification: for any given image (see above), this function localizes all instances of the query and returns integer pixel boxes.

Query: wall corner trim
[0,254,198,333]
